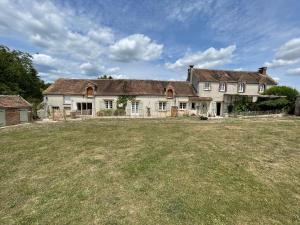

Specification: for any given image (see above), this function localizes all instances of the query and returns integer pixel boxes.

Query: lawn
[0,117,300,225]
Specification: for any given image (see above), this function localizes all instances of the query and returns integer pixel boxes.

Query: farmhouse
[43,66,277,117]
[0,95,32,127]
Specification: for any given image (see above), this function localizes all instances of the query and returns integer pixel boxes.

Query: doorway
[216,102,221,116]
[131,102,139,116]
[171,106,178,117]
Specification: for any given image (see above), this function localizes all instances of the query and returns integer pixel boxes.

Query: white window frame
[104,100,113,109]
[131,101,139,115]
[259,84,265,93]
[238,83,245,93]
[158,101,167,111]
[219,82,226,92]
[204,82,211,91]
[179,102,187,110]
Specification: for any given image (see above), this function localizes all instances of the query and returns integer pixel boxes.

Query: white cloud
[165,45,236,70]
[167,0,214,22]
[287,68,300,76]
[109,34,163,62]
[265,38,300,68]
[79,62,120,76]
[32,53,57,67]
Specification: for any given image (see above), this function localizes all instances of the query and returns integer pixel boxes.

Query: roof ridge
[56,78,190,83]
[193,68,259,73]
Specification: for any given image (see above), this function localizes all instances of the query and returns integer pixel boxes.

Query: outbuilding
[295,96,300,116]
[0,95,32,127]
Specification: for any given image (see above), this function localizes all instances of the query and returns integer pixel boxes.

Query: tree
[98,74,113,79]
[0,45,47,102]
[263,86,299,102]
[263,86,299,114]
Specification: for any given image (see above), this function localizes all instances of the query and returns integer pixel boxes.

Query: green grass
[0,117,300,225]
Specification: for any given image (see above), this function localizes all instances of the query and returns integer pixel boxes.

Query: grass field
[0,117,300,225]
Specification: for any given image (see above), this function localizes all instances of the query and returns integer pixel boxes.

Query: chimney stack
[258,67,267,75]
[187,65,194,82]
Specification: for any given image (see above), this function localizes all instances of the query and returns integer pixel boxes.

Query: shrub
[263,86,299,114]
[97,109,113,116]
[257,98,289,111]
[113,108,126,116]
[199,115,208,120]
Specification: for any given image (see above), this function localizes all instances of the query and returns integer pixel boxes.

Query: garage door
[0,109,5,127]
[19,109,28,123]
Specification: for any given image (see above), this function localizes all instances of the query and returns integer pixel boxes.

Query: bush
[97,109,113,116]
[199,115,208,120]
[257,98,289,111]
[113,108,126,116]
[263,86,299,114]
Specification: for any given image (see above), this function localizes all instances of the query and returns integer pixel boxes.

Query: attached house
[188,66,277,116]
[43,66,277,117]
[0,95,32,127]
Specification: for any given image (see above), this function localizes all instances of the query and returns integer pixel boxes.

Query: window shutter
[166,102,171,111]
[155,102,159,111]
[112,100,117,109]
[126,101,131,115]
[100,100,105,109]
[138,102,143,115]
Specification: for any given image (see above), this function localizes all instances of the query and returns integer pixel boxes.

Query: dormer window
[86,87,94,97]
[238,82,245,93]
[259,84,265,93]
[219,82,226,92]
[204,82,211,91]
[165,85,174,98]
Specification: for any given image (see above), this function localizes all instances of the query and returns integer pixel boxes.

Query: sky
[1,0,300,90]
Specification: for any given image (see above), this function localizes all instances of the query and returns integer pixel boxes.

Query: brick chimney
[187,65,194,82]
[258,67,267,75]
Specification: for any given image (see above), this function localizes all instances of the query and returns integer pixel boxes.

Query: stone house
[0,95,32,127]
[43,66,277,117]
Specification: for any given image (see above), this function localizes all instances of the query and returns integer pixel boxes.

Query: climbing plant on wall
[116,95,136,109]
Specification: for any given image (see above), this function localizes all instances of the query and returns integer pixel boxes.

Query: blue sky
[1,0,300,90]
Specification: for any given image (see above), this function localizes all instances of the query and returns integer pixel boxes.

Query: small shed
[295,96,300,116]
[0,95,32,127]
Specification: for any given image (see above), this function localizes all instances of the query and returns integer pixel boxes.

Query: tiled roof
[191,69,277,85]
[0,95,31,108]
[43,79,198,97]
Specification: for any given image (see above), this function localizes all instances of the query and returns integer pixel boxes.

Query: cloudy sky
[1,0,300,90]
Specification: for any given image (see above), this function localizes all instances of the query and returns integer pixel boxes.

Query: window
[166,89,174,98]
[52,106,59,110]
[259,84,265,93]
[219,82,226,92]
[86,87,94,96]
[131,102,139,115]
[105,100,113,109]
[204,82,211,91]
[191,102,196,110]
[64,96,71,104]
[179,102,187,110]
[159,102,166,111]
[238,83,245,93]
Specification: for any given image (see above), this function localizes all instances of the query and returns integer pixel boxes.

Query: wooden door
[171,106,178,117]
[19,109,28,122]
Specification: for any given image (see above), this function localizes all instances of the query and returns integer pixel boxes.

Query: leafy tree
[98,74,113,79]
[0,45,48,102]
